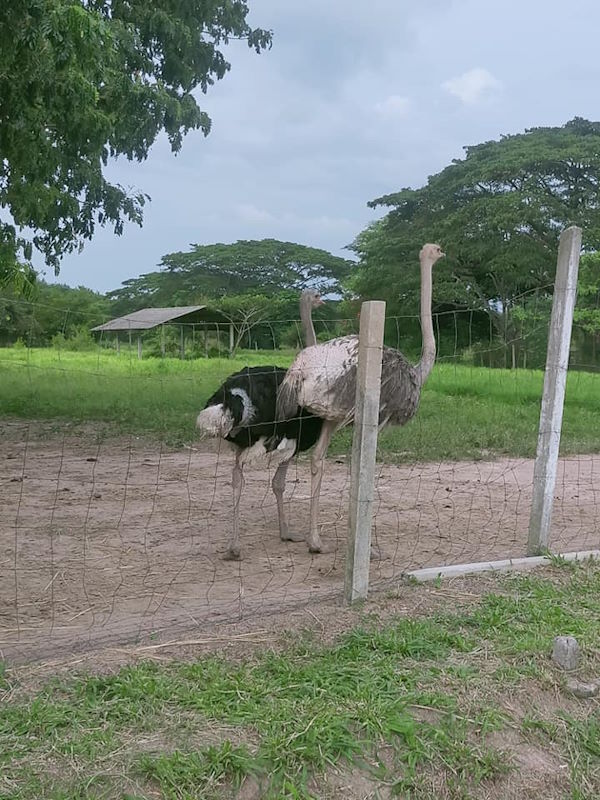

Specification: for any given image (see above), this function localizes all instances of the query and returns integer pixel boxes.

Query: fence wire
[1,292,600,663]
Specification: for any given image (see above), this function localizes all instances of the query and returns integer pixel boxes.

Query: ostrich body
[196,289,324,560]
[277,244,445,554]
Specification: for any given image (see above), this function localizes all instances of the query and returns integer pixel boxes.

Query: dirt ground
[1,420,599,664]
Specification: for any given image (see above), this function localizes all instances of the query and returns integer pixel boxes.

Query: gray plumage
[277,335,420,430]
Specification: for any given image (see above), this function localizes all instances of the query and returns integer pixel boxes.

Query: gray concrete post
[528,226,582,555]
[344,300,386,603]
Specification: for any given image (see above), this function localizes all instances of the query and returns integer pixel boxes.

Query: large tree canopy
[107,239,354,313]
[351,118,600,326]
[0,0,271,291]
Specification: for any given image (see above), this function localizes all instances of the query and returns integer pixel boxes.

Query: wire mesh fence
[2,285,600,663]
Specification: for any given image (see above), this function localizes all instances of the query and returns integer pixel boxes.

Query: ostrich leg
[224,452,243,560]
[272,461,304,543]
[307,419,338,553]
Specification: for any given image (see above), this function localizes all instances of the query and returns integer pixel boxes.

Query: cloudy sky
[43,0,600,292]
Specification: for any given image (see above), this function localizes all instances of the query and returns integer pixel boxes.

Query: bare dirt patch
[1,420,599,664]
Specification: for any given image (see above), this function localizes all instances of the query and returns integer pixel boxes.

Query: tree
[214,293,290,355]
[107,239,353,313]
[350,118,600,359]
[0,1,271,291]
[573,252,600,363]
[0,281,110,345]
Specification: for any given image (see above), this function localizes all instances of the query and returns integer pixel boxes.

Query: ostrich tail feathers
[196,404,234,438]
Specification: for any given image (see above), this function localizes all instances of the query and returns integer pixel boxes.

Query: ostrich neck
[415,259,436,387]
[300,300,317,347]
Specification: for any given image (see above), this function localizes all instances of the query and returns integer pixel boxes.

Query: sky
[42,0,600,293]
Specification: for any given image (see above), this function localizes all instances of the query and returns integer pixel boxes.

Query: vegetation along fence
[1,227,599,664]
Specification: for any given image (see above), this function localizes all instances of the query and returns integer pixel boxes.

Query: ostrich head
[419,243,445,264]
[301,288,325,308]
[299,288,325,348]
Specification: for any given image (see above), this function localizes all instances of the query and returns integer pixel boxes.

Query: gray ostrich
[277,243,445,554]
[196,289,325,560]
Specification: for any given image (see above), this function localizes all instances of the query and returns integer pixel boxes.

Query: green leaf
[0,0,272,291]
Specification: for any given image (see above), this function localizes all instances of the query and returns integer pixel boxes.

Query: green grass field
[2,563,600,798]
[2,346,600,461]
[3,349,600,798]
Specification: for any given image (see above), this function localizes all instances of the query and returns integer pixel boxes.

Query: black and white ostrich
[196,289,325,560]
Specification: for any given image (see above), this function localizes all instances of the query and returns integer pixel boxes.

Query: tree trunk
[503,300,509,369]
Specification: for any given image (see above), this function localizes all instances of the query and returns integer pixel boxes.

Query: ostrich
[196,289,325,560]
[277,243,445,554]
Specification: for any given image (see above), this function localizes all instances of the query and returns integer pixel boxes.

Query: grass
[2,346,600,461]
[2,564,600,798]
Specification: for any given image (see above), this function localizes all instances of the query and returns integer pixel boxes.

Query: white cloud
[442,67,502,105]
[374,94,411,118]
[236,203,276,224]
[281,212,355,233]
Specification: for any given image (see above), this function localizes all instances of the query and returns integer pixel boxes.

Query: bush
[50,326,97,352]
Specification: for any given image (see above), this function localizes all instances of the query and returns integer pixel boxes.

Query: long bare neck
[300,299,317,347]
[415,258,436,387]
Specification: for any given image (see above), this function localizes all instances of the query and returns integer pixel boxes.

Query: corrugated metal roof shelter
[91,306,234,358]
[91,305,229,331]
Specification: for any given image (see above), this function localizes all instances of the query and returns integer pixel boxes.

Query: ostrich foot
[222,546,241,561]
[307,541,336,555]
[370,544,382,561]
[280,531,306,543]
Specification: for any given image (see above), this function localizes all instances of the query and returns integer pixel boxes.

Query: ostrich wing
[277,336,420,427]
[277,336,359,423]
[277,336,421,429]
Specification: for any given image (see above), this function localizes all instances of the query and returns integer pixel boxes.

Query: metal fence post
[344,300,386,603]
[528,226,582,555]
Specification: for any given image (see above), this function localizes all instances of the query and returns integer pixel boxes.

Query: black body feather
[203,366,323,454]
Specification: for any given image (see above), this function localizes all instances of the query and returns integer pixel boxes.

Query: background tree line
[0,239,352,351]
[3,117,600,365]
[349,117,600,367]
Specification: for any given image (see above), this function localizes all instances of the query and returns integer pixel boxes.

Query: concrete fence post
[344,300,386,604]
[528,226,582,555]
